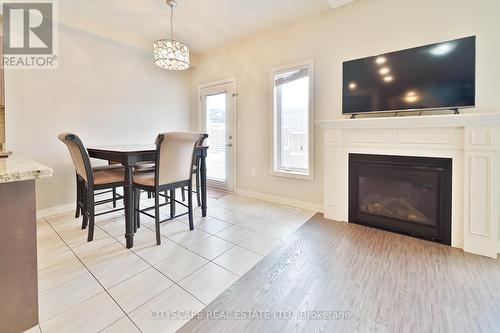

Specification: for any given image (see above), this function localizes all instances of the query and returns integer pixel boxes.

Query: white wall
[189,0,500,207]
[5,23,191,210]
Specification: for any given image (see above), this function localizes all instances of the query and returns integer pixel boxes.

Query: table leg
[200,153,207,217]
[124,165,135,248]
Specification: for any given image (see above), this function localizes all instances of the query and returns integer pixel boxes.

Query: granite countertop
[0,158,53,183]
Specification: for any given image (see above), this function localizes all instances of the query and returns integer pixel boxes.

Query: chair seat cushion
[93,168,125,185]
[134,162,155,172]
[133,171,155,187]
[93,164,123,172]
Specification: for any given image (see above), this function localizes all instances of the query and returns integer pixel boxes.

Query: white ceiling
[57,0,338,53]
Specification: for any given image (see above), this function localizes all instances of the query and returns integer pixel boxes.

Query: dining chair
[181,134,208,207]
[134,134,207,202]
[75,162,122,218]
[59,133,125,241]
[133,135,162,200]
[133,132,203,245]
[181,158,200,205]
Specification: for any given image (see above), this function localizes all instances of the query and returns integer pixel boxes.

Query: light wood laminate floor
[179,213,500,333]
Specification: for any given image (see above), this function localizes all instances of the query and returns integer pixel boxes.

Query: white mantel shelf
[316,112,500,129]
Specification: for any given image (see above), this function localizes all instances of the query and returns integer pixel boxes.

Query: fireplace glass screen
[358,176,438,226]
[349,154,452,245]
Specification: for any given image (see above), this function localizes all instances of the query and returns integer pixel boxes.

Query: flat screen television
[342,36,476,115]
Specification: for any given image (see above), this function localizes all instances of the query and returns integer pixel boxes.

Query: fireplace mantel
[316,112,500,129]
[318,112,500,258]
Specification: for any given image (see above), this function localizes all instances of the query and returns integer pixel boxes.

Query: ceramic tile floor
[27,190,315,333]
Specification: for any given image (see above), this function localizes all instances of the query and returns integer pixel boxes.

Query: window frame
[269,59,315,181]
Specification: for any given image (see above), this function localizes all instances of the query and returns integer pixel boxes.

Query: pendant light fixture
[153,0,190,70]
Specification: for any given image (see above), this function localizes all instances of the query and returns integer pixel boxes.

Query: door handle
[226,144,233,147]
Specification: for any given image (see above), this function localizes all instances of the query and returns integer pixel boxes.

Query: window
[271,60,314,180]
[205,92,227,182]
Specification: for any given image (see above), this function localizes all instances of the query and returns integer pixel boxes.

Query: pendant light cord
[170,3,174,40]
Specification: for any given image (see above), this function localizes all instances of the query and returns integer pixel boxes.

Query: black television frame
[342,36,476,116]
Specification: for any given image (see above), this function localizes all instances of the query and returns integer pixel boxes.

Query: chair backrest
[58,132,92,183]
[193,133,209,167]
[197,134,209,147]
[155,132,203,186]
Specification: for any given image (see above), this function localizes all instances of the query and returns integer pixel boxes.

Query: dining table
[87,144,208,249]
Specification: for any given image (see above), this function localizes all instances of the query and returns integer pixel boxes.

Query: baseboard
[38,189,323,219]
[37,202,75,219]
[235,188,323,213]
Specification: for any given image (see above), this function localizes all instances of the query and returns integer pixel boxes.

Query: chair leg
[87,187,95,242]
[188,181,194,231]
[112,187,117,208]
[133,188,137,233]
[169,189,176,218]
[134,188,141,230]
[182,187,186,202]
[154,190,161,245]
[196,170,201,207]
[75,175,81,218]
[81,184,88,230]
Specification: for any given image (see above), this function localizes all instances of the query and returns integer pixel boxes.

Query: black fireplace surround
[349,154,452,245]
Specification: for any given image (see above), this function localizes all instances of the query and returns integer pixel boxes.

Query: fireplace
[349,154,452,245]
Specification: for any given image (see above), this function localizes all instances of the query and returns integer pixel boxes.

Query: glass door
[200,81,235,191]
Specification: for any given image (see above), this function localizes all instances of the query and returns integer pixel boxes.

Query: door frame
[197,78,237,192]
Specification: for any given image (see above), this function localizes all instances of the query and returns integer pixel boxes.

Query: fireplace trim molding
[317,113,500,258]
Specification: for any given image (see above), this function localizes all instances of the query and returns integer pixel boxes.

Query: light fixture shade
[153,39,190,70]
